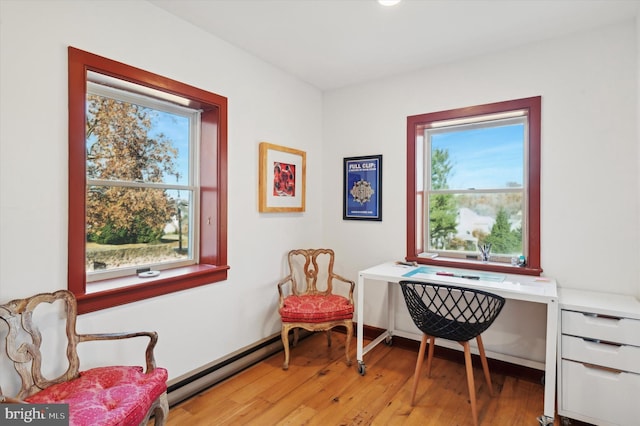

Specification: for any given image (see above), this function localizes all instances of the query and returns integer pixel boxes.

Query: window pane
[86,186,191,274]
[150,111,190,186]
[429,122,524,191]
[86,94,190,185]
[85,90,195,279]
[427,192,524,258]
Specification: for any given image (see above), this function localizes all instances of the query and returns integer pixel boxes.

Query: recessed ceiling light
[378,0,401,6]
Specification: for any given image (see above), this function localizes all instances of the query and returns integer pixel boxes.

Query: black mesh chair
[399,280,505,426]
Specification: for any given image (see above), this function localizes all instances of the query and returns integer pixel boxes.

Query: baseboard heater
[166,331,309,407]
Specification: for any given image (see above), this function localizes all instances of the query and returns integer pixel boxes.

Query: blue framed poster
[343,155,382,221]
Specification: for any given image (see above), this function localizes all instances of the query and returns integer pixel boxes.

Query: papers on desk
[401,266,548,295]
[403,266,505,282]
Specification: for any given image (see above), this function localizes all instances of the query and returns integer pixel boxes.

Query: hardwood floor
[161,332,558,425]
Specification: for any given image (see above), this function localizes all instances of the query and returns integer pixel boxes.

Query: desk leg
[386,281,395,345]
[356,273,365,374]
[539,298,558,425]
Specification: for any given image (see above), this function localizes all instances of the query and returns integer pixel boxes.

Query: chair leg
[476,335,495,396]
[326,329,332,347]
[344,322,353,366]
[154,392,169,425]
[425,335,436,378]
[293,328,299,347]
[462,341,479,426]
[410,333,429,405]
[143,391,168,426]
[281,326,291,370]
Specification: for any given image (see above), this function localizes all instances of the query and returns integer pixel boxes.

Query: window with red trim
[406,97,541,276]
[68,47,229,313]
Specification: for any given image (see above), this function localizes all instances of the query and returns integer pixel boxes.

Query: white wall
[323,21,639,363]
[0,0,327,384]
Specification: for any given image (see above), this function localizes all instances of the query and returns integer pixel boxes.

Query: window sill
[75,264,229,314]
[410,256,542,277]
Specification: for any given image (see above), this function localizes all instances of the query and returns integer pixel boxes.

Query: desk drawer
[562,335,640,374]
[561,359,640,425]
[561,310,640,346]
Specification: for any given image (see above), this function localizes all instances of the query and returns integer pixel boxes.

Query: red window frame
[406,96,542,276]
[68,47,229,313]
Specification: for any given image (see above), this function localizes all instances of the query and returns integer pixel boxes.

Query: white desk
[356,262,558,425]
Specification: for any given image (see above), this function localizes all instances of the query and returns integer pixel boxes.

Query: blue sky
[150,110,190,186]
[431,123,524,189]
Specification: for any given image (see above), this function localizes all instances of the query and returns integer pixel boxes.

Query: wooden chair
[399,280,505,426]
[0,290,168,426]
[277,249,354,370]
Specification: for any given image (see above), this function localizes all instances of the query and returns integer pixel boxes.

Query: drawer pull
[582,362,623,375]
[582,312,622,321]
[582,337,622,348]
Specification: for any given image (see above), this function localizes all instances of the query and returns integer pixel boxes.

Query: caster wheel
[357,361,366,376]
[537,415,554,426]
[384,336,393,346]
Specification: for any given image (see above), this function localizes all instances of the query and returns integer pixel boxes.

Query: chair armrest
[0,394,28,404]
[277,275,294,307]
[78,331,158,373]
[330,273,355,304]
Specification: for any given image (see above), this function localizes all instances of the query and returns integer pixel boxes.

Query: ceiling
[149,0,639,91]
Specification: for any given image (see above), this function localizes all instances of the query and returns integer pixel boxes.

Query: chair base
[281,320,353,370]
[410,334,495,426]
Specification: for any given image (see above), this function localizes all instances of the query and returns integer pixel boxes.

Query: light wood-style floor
[161,332,558,425]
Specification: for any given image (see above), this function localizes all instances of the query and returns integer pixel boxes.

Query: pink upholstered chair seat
[25,366,168,426]
[280,294,354,323]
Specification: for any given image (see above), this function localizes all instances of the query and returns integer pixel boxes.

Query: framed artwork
[259,142,306,212]
[343,155,382,221]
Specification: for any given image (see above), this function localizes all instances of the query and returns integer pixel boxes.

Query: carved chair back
[0,290,157,400]
[286,248,341,297]
[0,290,83,399]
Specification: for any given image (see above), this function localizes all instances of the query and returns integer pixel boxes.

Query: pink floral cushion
[280,294,354,323]
[25,366,167,426]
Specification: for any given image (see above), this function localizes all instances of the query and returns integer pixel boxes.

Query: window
[406,97,541,275]
[85,77,198,281]
[69,47,228,313]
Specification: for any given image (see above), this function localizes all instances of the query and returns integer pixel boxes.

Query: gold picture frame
[259,142,306,212]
